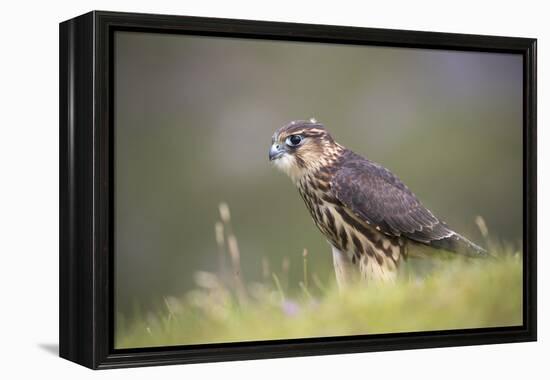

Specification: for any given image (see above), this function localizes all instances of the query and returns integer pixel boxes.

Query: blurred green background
[114,31,523,317]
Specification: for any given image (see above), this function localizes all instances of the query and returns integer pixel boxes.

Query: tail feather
[429,232,488,257]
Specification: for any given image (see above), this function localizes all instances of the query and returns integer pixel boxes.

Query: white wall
[0,0,546,378]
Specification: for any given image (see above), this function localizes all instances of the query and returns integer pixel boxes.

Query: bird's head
[269,119,342,182]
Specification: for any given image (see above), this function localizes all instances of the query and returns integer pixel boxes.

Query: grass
[115,204,523,349]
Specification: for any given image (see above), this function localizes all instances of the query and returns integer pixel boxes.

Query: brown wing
[330,156,453,244]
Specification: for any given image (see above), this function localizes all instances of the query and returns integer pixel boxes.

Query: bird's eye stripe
[304,132,323,138]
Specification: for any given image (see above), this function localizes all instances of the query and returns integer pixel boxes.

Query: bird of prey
[269,119,486,287]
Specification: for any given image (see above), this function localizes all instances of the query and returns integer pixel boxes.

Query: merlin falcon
[269,119,486,287]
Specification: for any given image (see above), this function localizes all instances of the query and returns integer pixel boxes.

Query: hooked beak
[269,143,285,161]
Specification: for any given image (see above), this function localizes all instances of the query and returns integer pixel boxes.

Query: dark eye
[285,135,303,147]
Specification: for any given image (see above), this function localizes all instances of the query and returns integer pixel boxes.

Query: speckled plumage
[270,119,486,287]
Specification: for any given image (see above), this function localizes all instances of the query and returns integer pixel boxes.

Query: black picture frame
[59,10,537,369]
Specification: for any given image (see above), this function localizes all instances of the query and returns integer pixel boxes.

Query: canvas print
[114,31,523,349]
